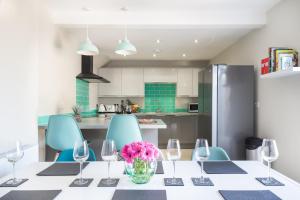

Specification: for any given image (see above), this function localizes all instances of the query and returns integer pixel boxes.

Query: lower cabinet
[137,115,198,149]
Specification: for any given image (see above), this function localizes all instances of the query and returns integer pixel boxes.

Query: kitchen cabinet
[192,68,200,97]
[176,115,198,147]
[137,114,198,149]
[98,68,122,96]
[144,68,178,83]
[98,67,199,97]
[122,68,144,96]
[177,68,193,96]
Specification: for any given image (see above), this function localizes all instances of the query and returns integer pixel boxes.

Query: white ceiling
[70,27,252,60]
[48,0,281,60]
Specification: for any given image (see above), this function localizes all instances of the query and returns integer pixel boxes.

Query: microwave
[188,103,198,113]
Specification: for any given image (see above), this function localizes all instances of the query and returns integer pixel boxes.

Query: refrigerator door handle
[211,64,219,147]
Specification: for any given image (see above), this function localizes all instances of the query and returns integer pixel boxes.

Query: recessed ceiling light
[154,48,161,53]
[194,39,198,44]
[156,39,160,44]
[121,6,128,11]
[182,53,186,57]
[153,53,157,57]
[82,6,92,12]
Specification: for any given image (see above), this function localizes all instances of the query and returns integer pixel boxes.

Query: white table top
[0,161,299,199]
[39,117,167,130]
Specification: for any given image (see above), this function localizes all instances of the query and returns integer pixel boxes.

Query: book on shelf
[269,47,298,72]
[278,54,294,70]
[275,49,298,70]
[261,57,269,75]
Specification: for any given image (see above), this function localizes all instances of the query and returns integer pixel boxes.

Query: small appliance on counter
[188,103,199,113]
[98,104,106,112]
[98,104,119,113]
[106,105,116,112]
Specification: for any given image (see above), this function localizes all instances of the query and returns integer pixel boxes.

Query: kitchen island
[38,117,167,161]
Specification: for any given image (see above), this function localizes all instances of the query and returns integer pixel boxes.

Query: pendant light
[77,24,99,56]
[115,7,137,56]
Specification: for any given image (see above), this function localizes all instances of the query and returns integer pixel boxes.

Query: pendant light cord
[86,24,89,40]
[122,6,128,40]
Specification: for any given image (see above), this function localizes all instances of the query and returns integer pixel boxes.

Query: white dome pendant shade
[77,25,99,56]
[115,37,137,56]
[115,7,137,56]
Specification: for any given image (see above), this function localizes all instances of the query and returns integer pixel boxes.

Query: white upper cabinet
[98,67,198,97]
[177,68,193,96]
[144,68,178,83]
[98,68,122,96]
[122,68,144,96]
[192,68,200,97]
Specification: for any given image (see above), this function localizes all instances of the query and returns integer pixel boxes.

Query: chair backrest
[106,114,143,151]
[46,115,83,152]
[192,147,230,161]
[56,148,96,162]
[157,149,166,161]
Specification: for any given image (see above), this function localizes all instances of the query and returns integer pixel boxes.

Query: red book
[261,58,269,74]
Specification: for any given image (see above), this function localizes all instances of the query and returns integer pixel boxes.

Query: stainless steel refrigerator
[198,64,254,160]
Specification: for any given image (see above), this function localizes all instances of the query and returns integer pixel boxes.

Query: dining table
[0,161,299,199]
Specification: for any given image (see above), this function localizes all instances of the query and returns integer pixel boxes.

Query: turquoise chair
[106,114,143,151]
[192,147,230,161]
[56,148,96,162]
[46,115,84,152]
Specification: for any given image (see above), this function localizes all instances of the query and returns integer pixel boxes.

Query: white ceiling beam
[52,11,266,29]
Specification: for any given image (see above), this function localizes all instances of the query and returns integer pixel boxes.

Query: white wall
[0,0,40,176]
[211,0,300,182]
[37,4,80,115]
[0,0,39,153]
[0,0,85,176]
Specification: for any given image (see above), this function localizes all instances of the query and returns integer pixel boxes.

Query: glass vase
[124,158,157,184]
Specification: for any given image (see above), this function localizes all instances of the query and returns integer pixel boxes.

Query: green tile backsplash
[76,79,89,111]
[144,83,176,112]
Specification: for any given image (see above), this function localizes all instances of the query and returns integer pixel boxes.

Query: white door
[98,68,122,96]
[122,68,144,96]
[177,68,193,96]
[144,68,178,83]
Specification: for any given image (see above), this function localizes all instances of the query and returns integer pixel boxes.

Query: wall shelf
[261,67,300,79]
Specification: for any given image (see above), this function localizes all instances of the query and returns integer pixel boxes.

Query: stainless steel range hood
[76,55,110,83]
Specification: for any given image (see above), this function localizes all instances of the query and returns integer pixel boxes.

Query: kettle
[99,104,106,112]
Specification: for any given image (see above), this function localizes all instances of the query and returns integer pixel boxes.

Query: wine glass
[260,139,279,184]
[6,141,24,185]
[194,138,210,183]
[166,139,181,183]
[73,140,89,185]
[101,139,118,185]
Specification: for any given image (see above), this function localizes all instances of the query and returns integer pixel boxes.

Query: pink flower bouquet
[121,141,159,163]
[121,141,160,184]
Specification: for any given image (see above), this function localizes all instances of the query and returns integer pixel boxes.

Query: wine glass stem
[200,161,204,182]
[12,162,16,183]
[173,160,176,178]
[268,161,271,181]
[108,161,111,180]
[80,161,83,182]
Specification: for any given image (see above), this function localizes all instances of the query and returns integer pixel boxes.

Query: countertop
[134,112,199,116]
[38,117,167,129]
[100,112,200,117]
